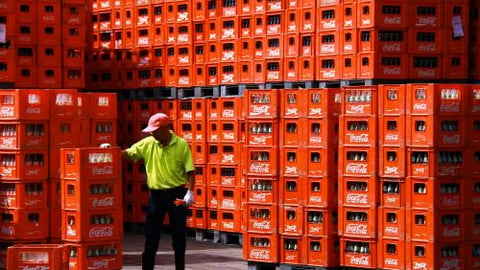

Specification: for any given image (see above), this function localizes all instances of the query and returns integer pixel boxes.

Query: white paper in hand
[183,190,194,207]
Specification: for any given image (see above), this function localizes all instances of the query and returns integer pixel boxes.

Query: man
[122,112,195,270]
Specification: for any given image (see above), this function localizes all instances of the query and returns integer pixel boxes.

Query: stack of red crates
[405,83,467,269]
[60,146,123,270]
[277,88,341,267]
[0,90,51,266]
[0,0,87,89]
[376,84,407,269]
[242,89,280,264]
[203,96,244,233]
[338,85,379,268]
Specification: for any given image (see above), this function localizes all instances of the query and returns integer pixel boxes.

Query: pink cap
[142,113,170,133]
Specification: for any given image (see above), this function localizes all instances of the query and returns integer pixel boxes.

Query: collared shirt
[125,131,195,190]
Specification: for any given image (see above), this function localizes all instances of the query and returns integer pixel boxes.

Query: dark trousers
[142,186,187,270]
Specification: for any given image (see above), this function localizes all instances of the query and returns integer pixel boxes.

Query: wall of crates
[85,0,480,90]
[117,83,480,269]
[0,0,87,89]
[0,89,122,270]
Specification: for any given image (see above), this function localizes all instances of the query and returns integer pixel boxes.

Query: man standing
[122,113,195,270]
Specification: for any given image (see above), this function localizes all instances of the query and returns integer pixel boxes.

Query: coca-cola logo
[309,226,320,233]
[383,67,402,75]
[417,69,436,78]
[348,133,369,143]
[222,199,235,209]
[222,154,234,163]
[350,255,370,266]
[345,224,368,235]
[414,167,426,174]
[384,166,399,175]
[222,110,234,118]
[443,227,460,237]
[89,227,114,238]
[284,166,298,174]
[345,163,368,174]
[92,197,115,208]
[440,103,460,113]
[309,196,322,203]
[321,45,335,54]
[384,226,399,234]
[413,103,427,111]
[413,262,427,269]
[250,249,270,260]
[382,43,401,52]
[268,2,281,10]
[345,193,368,205]
[22,266,50,270]
[384,17,401,25]
[310,137,322,144]
[92,166,113,176]
[223,133,234,140]
[250,105,271,116]
[285,108,298,116]
[1,137,15,148]
[322,70,336,78]
[417,17,436,26]
[442,197,459,207]
[0,197,14,207]
[251,193,267,202]
[252,220,271,230]
[249,163,271,173]
[442,259,460,268]
[438,166,459,176]
[181,111,193,120]
[309,108,322,116]
[250,136,268,145]
[385,134,399,141]
[0,226,13,235]
[322,21,336,29]
[347,105,366,114]
[91,258,112,268]
[284,225,297,232]
[1,167,14,176]
[418,44,437,52]
[385,258,398,266]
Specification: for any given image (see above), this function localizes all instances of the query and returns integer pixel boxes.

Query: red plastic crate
[306,147,337,178]
[279,176,304,206]
[243,232,279,263]
[246,203,278,234]
[407,149,464,179]
[357,52,407,80]
[0,121,49,150]
[246,120,279,147]
[341,86,378,116]
[306,236,340,267]
[305,177,337,208]
[49,89,78,120]
[379,179,406,208]
[377,238,406,270]
[359,29,407,54]
[279,235,306,265]
[0,181,48,209]
[207,208,219,230]
[408,29,444,54]
[465,178,480,208]
[466,210,480,241]
[339,206,377,239]
[340,238,377,268]
[357,1,407,29]
[66,241,122,270]
[0,90,50,120]
[219,186,242,210]
[279,205,304,236]
[0,208,49,240]
[61,179,122,211]
[281,119,307,147]
[408,2,444,29]
[280,147,307,177]
[406,115,465,147]
[247,177,278,205]
[0,149,49,180]
[406,209,464,242]
[90,119,117,146]
[339,176,377,208]
[207,186,218,208]
[305,207,338,238]
[406,177,465,210]
[7,244,68,270]
[378,207,405,240]
[466,241,480,269]
[60,147,121,180]
[406,241,464,270]
[219,142,241,166]
[378,116,405,147]
[339,115,377,147]
[339,147,377,177]
[245,147,279,177]
[61,209,123,242]
[316,6,340,32]
[379,146,405,178]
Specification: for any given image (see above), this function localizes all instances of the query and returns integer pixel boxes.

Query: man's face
[151,125,170,139]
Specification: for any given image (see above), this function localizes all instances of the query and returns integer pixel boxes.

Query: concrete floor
[122,232,248,269]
